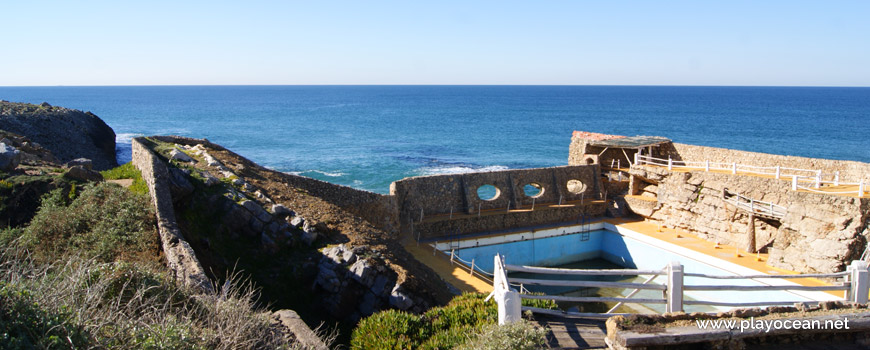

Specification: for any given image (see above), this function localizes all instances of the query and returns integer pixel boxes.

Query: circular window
[566,179,587,194]
[477,184,500,201]
[523,183,544,198]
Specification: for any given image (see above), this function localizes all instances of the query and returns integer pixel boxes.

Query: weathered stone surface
[169,148,194,162]
[389,284,413,310]
[64,157,93,170]
[1,101,117,170]
[290,216,305,227]
[272,310,328,350]
[168,167,194,200]
[0,143,21,171]
[350,259,375,287]
[63,165,103,182]
[271,204,294,217]
[241,200,272,223]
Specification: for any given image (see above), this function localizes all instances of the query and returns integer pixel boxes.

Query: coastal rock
[389,285,414,310]
[169,148,195,162]
[63,165,103,182]
[271,204,294,218]
[64,158,93,170]
[0,143,21,171]
[0,101,117,170]
[290,216,305,227]
[349,259,375,287]
[241,200,272,223]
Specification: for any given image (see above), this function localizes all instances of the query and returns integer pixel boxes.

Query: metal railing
[634,154,867,198]
[722,188,787,219]
[489,254,868,323]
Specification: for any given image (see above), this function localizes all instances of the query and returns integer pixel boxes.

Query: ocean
[1,85,868,194]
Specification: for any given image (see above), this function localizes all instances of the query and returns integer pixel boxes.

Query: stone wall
[131,137,213,293]
[658,142,870,184]
[150,136,399,233]
[627,165,870,274]
[390,165,604,239]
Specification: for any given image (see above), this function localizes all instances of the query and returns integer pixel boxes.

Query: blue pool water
[451,228,830,311]
[2,85,868,193]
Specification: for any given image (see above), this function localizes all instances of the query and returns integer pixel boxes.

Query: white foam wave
[115,133,144,144]
[283,170,346,177]
[420,165,509,176]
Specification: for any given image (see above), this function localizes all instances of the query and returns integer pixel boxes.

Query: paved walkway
[402,238,491,293]
[536,314,608,349]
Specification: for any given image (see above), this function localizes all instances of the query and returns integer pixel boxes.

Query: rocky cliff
[0,101,117,170]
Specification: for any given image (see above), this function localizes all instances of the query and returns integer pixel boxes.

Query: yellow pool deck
[404,217,845,298]
[605,218,844,298]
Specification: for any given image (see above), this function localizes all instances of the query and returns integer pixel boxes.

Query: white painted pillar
[792,175,798,191]
[732,162,737,174]
[666,261,684,313]
[834,171,840,186]
[634,152,639,165]
[705,160,710,172]
[850,260,869,304]
[775,166,781,179]
[815,170,822,189]
[860,181,865,198]
[668,157,673,171]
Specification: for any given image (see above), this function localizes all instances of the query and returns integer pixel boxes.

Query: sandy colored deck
[605,218,845,298]
[402,238,492,294]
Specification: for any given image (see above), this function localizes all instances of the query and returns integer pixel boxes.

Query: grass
[100,162,148,195]
[350,293,554,350]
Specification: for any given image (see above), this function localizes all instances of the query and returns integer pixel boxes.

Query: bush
[351,292,553,350]
[20,182,160,265]
[0,282,92,349]
[455,320,547,350]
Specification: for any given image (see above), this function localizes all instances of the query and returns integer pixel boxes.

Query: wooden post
[469,259,475,276]
[666,261,684,313]
[850,261,869,304]
[450,249,455,264]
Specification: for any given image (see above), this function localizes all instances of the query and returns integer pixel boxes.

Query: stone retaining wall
[131,137,213,293]
[628,165,870,274]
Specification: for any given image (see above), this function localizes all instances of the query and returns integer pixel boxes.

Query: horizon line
[1,83,869,88]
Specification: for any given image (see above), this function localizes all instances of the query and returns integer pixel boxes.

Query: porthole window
[477,184,500,201]
[566,179,587,194]
[523,183,544,198]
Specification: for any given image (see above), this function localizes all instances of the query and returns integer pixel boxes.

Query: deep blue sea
[1,86,868,194]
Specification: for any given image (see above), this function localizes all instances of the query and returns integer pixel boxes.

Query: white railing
[634,154,867,197]
[722,189,787,219]
[490,255,868,322]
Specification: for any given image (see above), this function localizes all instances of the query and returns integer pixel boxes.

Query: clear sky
[2,1,868,86]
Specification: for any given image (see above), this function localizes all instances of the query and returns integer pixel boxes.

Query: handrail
[683,271,850,279]
[683,284,847,291]
[521,294,666,304]
[505,264,665,276]
[508,277,667,290]
[635,154,867,197]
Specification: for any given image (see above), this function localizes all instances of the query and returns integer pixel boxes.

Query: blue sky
[2,1,868,86]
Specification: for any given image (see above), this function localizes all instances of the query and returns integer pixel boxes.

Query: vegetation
[350,293,553,350]
[100,161,148,195]
[0,180,321,349]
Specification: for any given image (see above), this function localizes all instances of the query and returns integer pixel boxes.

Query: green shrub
[20,182,159,265]
[351,292,555,350]
[455,320,547,350]
[0,282,92,349]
